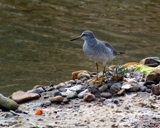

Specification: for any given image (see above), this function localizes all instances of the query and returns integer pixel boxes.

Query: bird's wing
[97,39,121,55]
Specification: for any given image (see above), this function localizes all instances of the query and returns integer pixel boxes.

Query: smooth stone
[130,85,140,92]
[78,89,89,98]
[146,69,160,83]
[121,62,139,67]
[67,91,77,99]
[33,85,45,90]
[88,86,101,98]
[110,84,120,94]
[140,86,146,92]
[61,92,68,97]
[101,92,112,98]
[44,101,51,106]
[99,85,108,92]
[69,84,83,91]
[12,91,40,103]
[0,94,19,111]
[139,57,160,65]
[124,78,137,83]
[63,97,70,104]
[112,82,122,87]
[50,96,63,103]
[117,89,125,95]
[135,92,150,99]
[76,80,82,84]
[56,82,67,89]
[27,87,44,94]
[52,90,62,97]
[77,71,90,79]
[59,88,67,92]
[72,70,90,80]
[121,82,131,90]
[84,92,95,102]
[152,84,160,95]
[45,87,55,91]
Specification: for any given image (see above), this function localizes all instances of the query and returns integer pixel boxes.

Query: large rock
[12,91,40,103]
[0,94,19,111]
[151,84,160,95]
[139,57,160,66]
[146,69,160,83]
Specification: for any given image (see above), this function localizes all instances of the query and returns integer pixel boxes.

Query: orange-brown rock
[50,96,63,102]
[12,91,40,103]
[117,89,125,95]
[72,70,90,80]
[33,85,45,90]
[109,65,117,69]
[121,62,139,67]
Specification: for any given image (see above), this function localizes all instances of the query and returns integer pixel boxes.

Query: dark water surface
[0,0,160,96]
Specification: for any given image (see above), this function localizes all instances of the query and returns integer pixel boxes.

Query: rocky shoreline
[0,57,160,128]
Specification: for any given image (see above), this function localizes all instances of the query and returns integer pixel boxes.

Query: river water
[0,0,160,96]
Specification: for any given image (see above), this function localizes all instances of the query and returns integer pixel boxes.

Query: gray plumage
[71,30,122,66]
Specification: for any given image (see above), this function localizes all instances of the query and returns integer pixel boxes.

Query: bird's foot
[97,80,103,87]
[93,76,100,83]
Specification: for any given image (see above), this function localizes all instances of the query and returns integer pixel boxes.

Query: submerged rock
[12,91,40,103]
[0,94,19,111]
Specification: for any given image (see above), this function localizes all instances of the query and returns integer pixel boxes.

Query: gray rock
[27,87,44,94]
[99,85,108,92]
[138,82,145,86]
[43,101,51,106]
[77,71,90,79]
[101,92,112,98]
[140,86,146,92]
[135,92,150,99]
[76,80,82,84]
[52,90,62,97]
[88,86,101,98]
[121,83,131,90]
[56,82,67,89]
[78,89,89,98]
[67,91,77,99]
[0,94,19,111]
[59,88,67,92]
[110,84,120,94]
[69,84,83,92]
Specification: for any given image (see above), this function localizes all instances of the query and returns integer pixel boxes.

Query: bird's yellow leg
[94,63,100,83]
[97,66,105,87]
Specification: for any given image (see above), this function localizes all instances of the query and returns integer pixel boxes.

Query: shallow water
[0,0,160,96]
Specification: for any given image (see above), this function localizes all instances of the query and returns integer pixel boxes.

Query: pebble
[99,85,108,92]
[27,87,44,94]
[83,92,95,102]
[110,84,120,94]
[101,92,112,98]
[78,89,89,98]
[52,90,62,97]
[63,97,70,104]
[117,89,125,95]
[146,69,160,83]
[69,84,83,92]
[77,71,90,79]
[67,91,77,99]
[130,85,140,92]
[50,96,63,103]
[0,94,19,111]
[88,86,101,98]
[121,82,131,90]
[56,82,67,89]
[151,84,160,95]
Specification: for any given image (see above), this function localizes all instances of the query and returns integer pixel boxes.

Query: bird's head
[71,30,95,41]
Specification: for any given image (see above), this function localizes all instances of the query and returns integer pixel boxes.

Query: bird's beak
[70,36,81,41]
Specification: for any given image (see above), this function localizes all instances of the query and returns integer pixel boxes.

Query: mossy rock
[0,94,19,111]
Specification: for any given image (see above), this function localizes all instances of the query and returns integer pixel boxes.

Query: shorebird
[71,30,123,86]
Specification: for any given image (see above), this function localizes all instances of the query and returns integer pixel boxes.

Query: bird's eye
[83,34,87,36]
